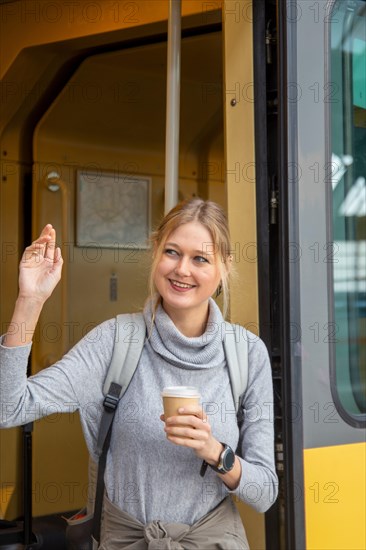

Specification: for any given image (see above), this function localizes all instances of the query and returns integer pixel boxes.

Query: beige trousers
[99,495,249,550]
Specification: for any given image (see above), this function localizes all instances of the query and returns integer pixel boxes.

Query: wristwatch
[200,443,235,476]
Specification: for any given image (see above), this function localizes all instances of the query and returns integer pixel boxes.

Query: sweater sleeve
[0,319,115,429]
[228,334,278,513]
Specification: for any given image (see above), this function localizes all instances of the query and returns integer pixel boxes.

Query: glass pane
[331,0,366,416]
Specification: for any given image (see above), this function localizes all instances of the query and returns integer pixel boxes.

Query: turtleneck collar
[142,298,225,370]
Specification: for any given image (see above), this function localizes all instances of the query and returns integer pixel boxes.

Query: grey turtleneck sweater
[0,298,278,524]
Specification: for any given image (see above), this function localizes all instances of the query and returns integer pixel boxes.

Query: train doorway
[1,5,269,549]
[30,25,225,514]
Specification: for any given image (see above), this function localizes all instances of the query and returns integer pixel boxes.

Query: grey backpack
[90,312,249,548]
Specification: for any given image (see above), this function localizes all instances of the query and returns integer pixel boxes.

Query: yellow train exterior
[0,1,365,549]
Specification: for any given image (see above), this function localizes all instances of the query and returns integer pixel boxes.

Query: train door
[273,1,366,548]
[299,3,366,548]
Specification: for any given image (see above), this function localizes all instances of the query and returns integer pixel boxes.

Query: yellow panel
[223,0,258,329]
[304,443,366,550]
[223,2,263,548]
[0,483,16,519]
[33,416,89,515]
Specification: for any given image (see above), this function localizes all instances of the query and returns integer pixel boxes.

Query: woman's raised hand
[3,224,64,347]
[19,224,63,303]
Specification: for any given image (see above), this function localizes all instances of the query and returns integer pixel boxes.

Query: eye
[194,255,209,264]
[164,248,179,257]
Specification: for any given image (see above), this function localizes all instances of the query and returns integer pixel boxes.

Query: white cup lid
[161,386,200,398]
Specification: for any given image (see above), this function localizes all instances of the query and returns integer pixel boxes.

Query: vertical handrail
[164,0,181,213]
[23,422,33,545]
[58,178,69,354]
[43,172,69,357]
[32,168,69,370]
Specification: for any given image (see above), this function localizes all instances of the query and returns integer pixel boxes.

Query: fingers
[23,244,45,263]
[164,423,209,438]
[164,409,211,443]
[44,227,56,261]
[23,225,59,264]
[178,404,206,416]
[165,414,208,429]
[33,224,54,246]
[164,423,211,451]
[173,404,208,422]
[163,405,209,430]
[39,223,53,236]
[54,246,63,264]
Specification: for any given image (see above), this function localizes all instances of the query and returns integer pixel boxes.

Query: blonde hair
[149,198,232,318]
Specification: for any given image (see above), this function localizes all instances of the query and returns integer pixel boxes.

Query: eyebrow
[164,242,214,256]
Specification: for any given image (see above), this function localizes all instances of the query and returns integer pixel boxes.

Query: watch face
[223,447,235,471]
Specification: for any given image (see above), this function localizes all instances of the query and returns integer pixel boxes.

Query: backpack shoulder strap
[222,322,249,413]
[200,322,249,479]
[103,312,146,398]
[93,312,146,547]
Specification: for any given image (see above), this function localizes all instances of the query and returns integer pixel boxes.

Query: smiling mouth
[169,279,196,289]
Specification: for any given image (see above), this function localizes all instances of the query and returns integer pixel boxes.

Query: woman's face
[153,222,222,323]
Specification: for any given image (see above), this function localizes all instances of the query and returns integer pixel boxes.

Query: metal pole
[164,0,181,214]
[23,422,33,545]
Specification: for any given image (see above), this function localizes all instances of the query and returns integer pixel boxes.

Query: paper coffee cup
[162,386,201,420]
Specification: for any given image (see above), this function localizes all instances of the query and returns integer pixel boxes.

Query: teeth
[171,280,194,289]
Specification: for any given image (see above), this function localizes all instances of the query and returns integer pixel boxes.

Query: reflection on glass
[331,0,366,416]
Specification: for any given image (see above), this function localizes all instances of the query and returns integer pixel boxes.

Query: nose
[174,256,191,277]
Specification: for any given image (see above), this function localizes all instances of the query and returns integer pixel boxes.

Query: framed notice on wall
[76,170,151,248]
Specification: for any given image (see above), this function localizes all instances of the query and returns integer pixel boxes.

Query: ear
[225,254,233,274]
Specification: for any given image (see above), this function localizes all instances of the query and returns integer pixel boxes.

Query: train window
[330,0,366,418]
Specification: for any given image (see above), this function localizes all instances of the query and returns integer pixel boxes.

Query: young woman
[0,198,278,549]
